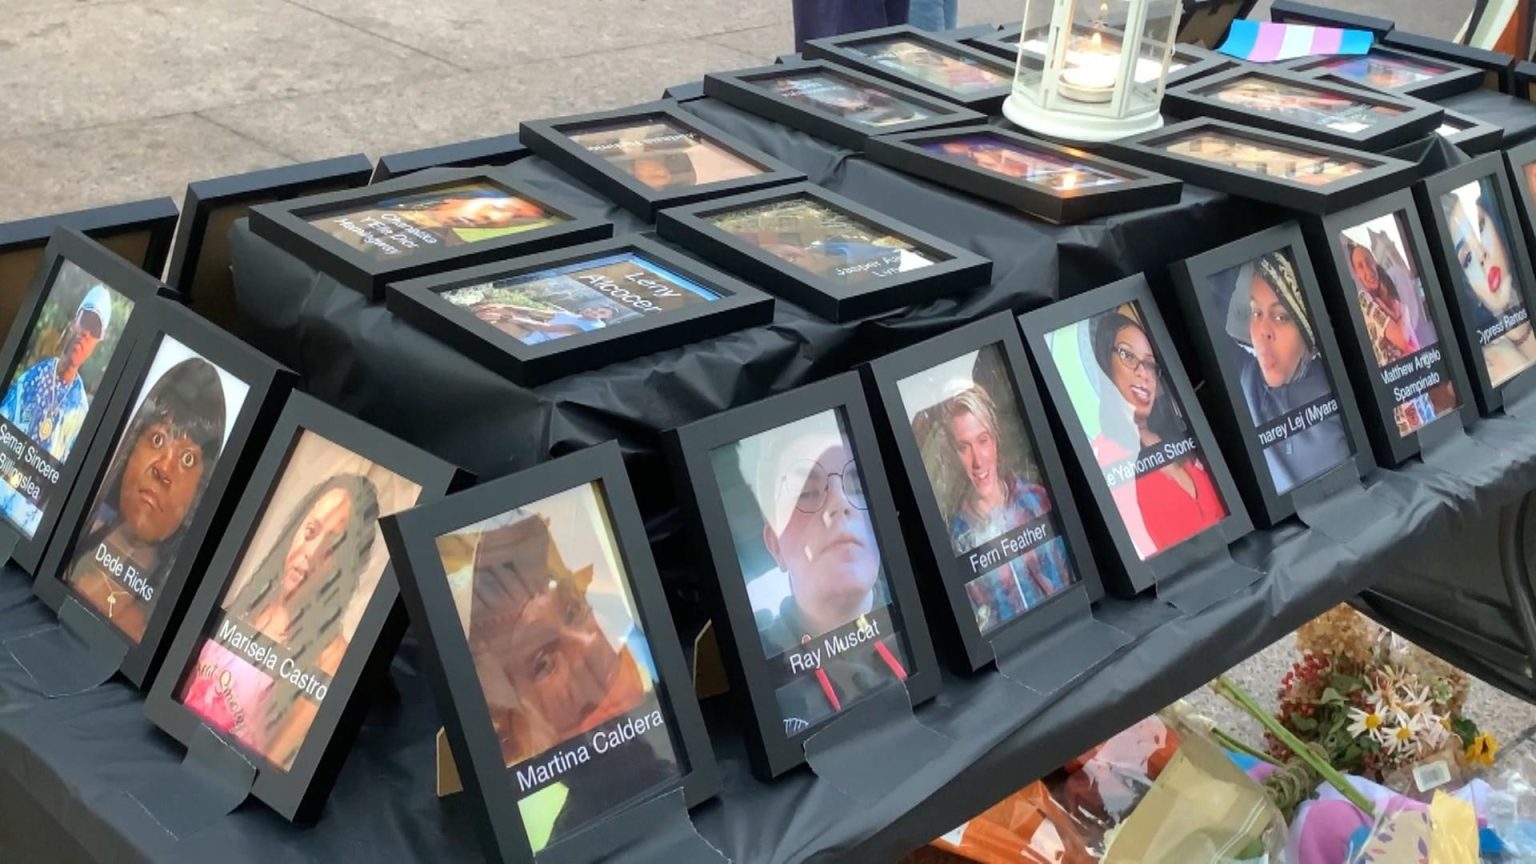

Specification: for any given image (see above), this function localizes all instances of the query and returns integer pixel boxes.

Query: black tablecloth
[4,84,1536,864]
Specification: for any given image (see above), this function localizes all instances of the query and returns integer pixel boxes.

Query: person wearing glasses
[0,284,114,463]
[740,410,907,728]
[1090,310,1225,558]
[1227,252,1351,495]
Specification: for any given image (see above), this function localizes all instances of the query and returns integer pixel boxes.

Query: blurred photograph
[896,344,1078,635]
[175,430,423,772]
[567,117,765,190]
[846,37,1010,94]
[308,181,567,259]
[758,70,937,127]
[441,253,720,347]
[63,337,251,641]
[920,133,1128,190]
[1045,302,1228,559]
[1438,178,1536,387]
[437,482,682,853]
[1162,131,1366,187]
[0,260,135,537]
[1203,74,1402,134]
[709,409,910,734]
[1204,250,1351,494]
[1338,212,1459,436]
[1313,53,1452,90]
[707,196,942,287]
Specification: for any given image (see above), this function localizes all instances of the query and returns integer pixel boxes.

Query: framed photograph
[1163,67,1442,152]
[1283,45,1483,101]
[370,134,529,184]
[802,25,1014,112]
[968,25,1233,88]
[1434,109,1502,154]
[165,156,374,330]
[1502,137,1536,276]
[1414,154,1536,415]
[1382,30,1512,93]
[0,228,160,574]
[1267,0,1395,37]
[1103,118,1418,215]
[0,198,177,337]
[520,102,805,221]
[1302,190,1474,465]
[1169,223,1374,525]
[702,60,984,150]
[1018,275,1252,596]
[863,125,1181,224]
[664,373,940,779]
[32,300,291,687]
[655,183,990,322]
[862,313,1102,671]
[386,236,774,386]
[143,393,465,822]
[379,442,716,864]
[247,168,612,300]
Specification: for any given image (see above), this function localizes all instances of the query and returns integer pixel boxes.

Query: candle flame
[1090,31,1103,49]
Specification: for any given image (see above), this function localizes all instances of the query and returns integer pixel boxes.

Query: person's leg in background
[793,0,913,52]
[907,0,958,31]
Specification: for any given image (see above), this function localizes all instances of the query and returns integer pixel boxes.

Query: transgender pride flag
[1217,20,1374,63]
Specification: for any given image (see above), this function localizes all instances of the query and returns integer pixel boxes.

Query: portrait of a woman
[1089,310,1226,558]
[66,356,228,641]
[178,472,381,770]
[1441,180,1536,387]
[938,385,1072,631]
[1223,252,1351,494]
[1345,238,1424,365]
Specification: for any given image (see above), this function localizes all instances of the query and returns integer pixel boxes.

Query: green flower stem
[1212,727,1283,767]
[1211,675,1378,819]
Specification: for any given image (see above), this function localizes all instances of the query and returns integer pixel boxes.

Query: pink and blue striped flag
[1217,20,1373,63]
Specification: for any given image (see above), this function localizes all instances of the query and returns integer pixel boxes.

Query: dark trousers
[791,0,910,52]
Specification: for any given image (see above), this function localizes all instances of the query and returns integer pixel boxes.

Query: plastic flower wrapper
[1341,790,1479,863]
[1481,738,1536,857]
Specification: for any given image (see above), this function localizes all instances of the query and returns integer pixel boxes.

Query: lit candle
[1058,31,1119,103]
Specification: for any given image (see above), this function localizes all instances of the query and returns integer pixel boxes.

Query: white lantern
[1002,0,1183,143]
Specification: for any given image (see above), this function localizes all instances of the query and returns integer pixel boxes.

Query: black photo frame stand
[1167,222,1396,551]
[380,442,720,864]
[1302,190,1480,473]
[1018,275,1261,617]
[665,373,946,784]
[861,312,1132,697]
[23,300,293,696]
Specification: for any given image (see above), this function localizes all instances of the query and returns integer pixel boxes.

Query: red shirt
[1094,435,1226,559]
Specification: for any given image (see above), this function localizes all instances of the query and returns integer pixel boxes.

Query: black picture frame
[247,167,613,300]
[519,101,805,221]
[1381,30,1513,93]
[802,25,1014,112]
[1163,66,1443,152]
[1102,117,1419,215]
[31,299,292,688]
[164,156,373,329]
[1301,190,1475,466]
[1282,45,1484,102]
[1502,137,1536,274]
[378,441,717,864]
[386,236,775,386]
[863,125,1182,224]
[0,198,177,336]
[1413,153,1536,415]
[1434,108,1503,154]
[1017,274,1253,597]
[967,24,1233,88]
[663,372,941,779]
[369,134,530,184]
[0,228,163,574]
[702,59,985,150]
[1268,0,1395,37]
[861,313,1104,671]
[1168,223,1375,526]
[655,182,991,322]
[142,392,467,822]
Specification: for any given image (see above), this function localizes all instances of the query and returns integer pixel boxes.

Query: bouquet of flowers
[1269,605,1496,796]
